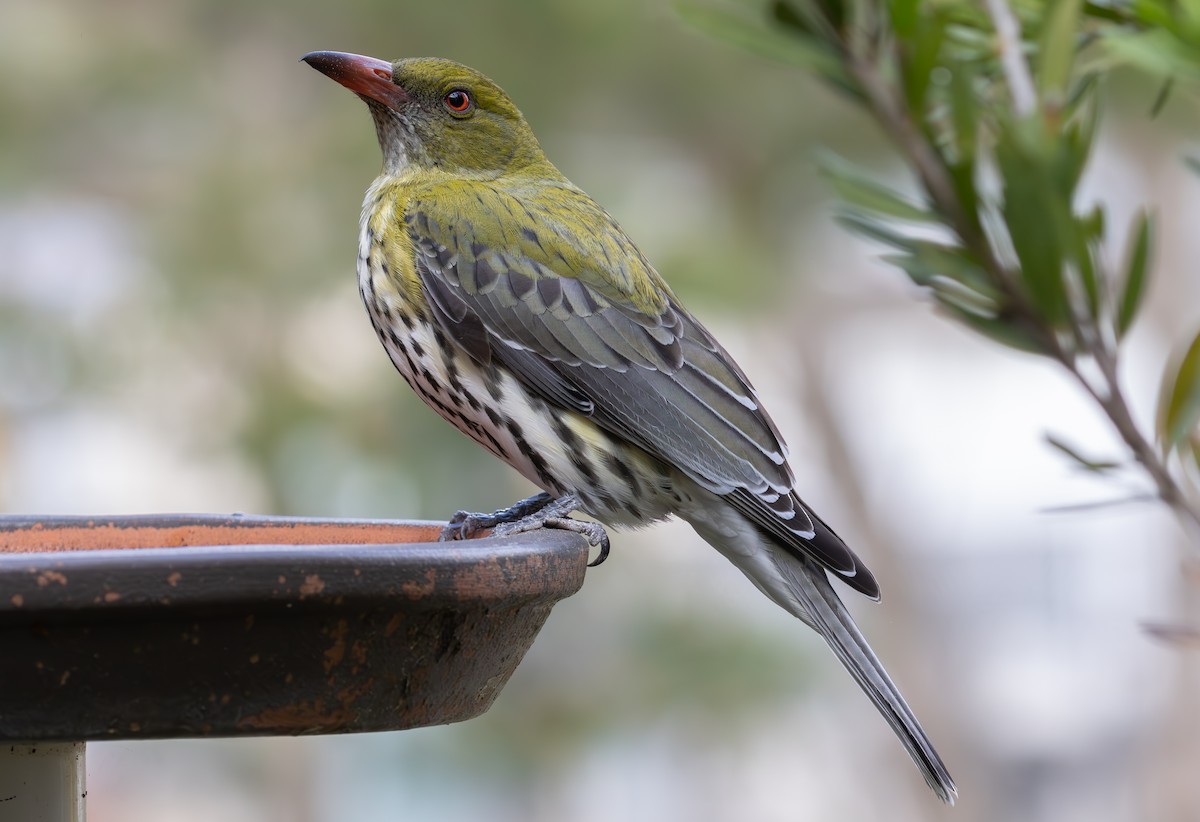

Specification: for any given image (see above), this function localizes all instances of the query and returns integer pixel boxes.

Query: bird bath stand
[0,514,589,821]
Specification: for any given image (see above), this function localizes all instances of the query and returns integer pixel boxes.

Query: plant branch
[843,53,1060,357]
[840,10,1200,545]
[1062,345,1200,539]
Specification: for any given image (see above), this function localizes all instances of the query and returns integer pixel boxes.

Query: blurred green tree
[682,0,1200,550]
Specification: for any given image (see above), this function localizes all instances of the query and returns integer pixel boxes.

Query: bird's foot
[493,494,610,567]
[511,516,610,567]
[439,491,554,542]
[441,492,611,567]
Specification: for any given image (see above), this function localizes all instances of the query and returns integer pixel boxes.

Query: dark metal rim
[0,515,590,617]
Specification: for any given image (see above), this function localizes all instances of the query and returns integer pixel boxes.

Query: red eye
[443,89,472,114]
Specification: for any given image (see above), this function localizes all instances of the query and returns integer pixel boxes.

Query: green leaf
[946,307,1049,355]
[889,0,919,38]
[770,0,812,34]
[676,1,848,81]
[1103,29,1200,79]
[892,240,997,295]
[930,276,1000,317]
[1044,432,1121,472]
[1082,2,1136,25]
[1117,210,1153,336]
[1150,77,1175,117]
[835,213,916,251]
[1061,90,1100,191]
[1073,205,1104,320]
[819,153,935,222]
[1038,0,1083,107]
[1181,0,1200,36]
[1160,329,1200,451]
[770,0,842,42]
[948,159,981,237]
[948,62,979,168]
[995,119,1072,324]
[903,13,949,112]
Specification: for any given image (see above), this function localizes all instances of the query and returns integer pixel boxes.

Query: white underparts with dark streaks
[358,181,691,528]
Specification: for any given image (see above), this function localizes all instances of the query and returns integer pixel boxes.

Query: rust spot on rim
[236,699,351,732]
[323,619,349,673]
[299,575,325,597]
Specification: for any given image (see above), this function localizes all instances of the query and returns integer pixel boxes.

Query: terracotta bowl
[0,514,588,741]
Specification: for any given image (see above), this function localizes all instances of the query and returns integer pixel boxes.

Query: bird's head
[303,51,547,180]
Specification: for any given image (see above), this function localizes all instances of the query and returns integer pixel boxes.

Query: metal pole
[0,743,85,822]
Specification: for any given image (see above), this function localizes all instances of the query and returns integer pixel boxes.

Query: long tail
[687,513,957,804]
[774,551,957,803]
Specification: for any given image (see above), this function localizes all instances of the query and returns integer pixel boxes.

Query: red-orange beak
[302,51,408,110]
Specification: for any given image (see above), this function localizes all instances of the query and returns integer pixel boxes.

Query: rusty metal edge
[0,517,590,618]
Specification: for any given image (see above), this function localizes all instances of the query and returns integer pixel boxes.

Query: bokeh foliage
[682,0,1200,536]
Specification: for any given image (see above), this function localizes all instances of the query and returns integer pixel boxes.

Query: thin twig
[1064,349,1200,539]
[1040,494,1158,514]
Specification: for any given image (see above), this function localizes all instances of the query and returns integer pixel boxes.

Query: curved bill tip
[301,50,407,109]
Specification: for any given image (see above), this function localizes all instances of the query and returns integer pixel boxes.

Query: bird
[302,50,956,803]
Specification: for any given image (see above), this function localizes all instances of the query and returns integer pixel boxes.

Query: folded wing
[405,181,878,597]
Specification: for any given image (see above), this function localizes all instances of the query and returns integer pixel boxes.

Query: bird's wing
[405,182,877,596]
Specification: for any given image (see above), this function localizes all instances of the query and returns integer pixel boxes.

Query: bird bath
[0,514,589,821]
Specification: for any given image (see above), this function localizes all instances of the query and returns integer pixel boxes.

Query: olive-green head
[303,52,548,179]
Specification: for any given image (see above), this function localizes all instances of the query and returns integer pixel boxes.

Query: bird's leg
[440,491,554,542]
[441,492,611,567]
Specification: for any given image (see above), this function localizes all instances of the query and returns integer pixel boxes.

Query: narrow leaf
[948,62,979,167]
[1150,77,1175,117]
[904,13,949,112]
[1117,210,1153,335]
[1103,29,1200,79]
[676,2,847,80]
[1038,0,1083,106]
[1181,0,1200,35]
[770,0,813,34]
[834,213,916,251]
[946,307,1049,355]
[1082,2,1136,25]
[1160,329,1200,451]
[890,0,919,38]
[995,121,1071,324]
[1072,206,1104,319]
[1061,90,1100,191]
[1044,432,1121,472]
[931,277,1000,317]
[947,159,981,236]
[819,153,935,222]
[909,240,997,296]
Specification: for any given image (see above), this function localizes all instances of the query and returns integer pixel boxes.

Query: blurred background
[3,0,1200,820]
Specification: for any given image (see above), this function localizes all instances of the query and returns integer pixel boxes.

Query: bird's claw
[493,515,610,566]
[440,492,610,565]
[439,510,489,542]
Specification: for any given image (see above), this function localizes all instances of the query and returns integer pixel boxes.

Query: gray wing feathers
[407,203,873,589]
